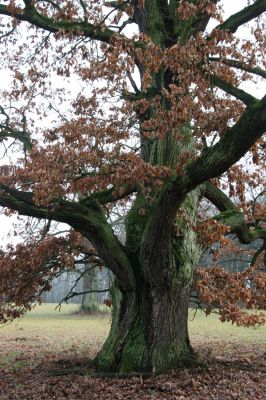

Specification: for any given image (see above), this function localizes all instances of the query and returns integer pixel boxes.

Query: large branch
[203,181,235,212]
[0,184,134,289]
[211,75,257,106]
[0,2,115,44]
[80,183,138,206]
[209,57,266,80]
[183,94,266,189]
[204,182,266,244]
[0,128,32,150]
[141,95,266,259]
[0,107,32,151]
[217,0,266,33]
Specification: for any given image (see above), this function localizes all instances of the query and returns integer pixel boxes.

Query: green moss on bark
[152,340,194,372]
[119,317,149,373]
[175,188,202,284]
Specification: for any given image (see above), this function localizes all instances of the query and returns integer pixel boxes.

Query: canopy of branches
[0,0,265,327]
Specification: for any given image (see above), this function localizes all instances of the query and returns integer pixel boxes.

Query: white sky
[0,0,265,246]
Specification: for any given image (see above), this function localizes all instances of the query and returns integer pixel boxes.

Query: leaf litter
[0,335,265,400]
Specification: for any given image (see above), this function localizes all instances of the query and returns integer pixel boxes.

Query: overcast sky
[0,0,265,246]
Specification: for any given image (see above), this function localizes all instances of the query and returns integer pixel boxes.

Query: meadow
[0,304,265,399]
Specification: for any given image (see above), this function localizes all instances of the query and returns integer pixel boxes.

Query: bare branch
[126,70,140,94]
[56,287,110,310]
[250,241,266,267]
[0,107,32,151]
[0,25,16,39]
[183,94,266,190]
[209,57,266,80]
[217,0,266,33]
[211,75,257,106]
[37,220,52,243]
[78,0,88,19]
[0,2,116,44]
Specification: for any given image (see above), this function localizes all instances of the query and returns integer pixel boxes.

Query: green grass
[188,309,266,343]
[0,304,110,370]
[24,303,111,318]
[1,303,265,343]
[24,302,82,317]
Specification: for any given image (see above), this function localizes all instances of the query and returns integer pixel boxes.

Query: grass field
[0,304,265,399]
[0,304,265,369]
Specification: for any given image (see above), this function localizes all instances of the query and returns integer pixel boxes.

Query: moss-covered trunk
[95,265,195,373]
[95,189,202,373]
[93,0,203,367]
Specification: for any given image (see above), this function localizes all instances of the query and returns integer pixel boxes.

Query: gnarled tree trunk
[95,280,194,373]
[95,190,202,373]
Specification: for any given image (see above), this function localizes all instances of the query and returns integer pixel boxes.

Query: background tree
[79,266,103,314]
[0,0,265,373]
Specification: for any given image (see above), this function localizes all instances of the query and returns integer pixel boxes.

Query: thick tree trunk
[95,276,194,373]
[95,9,202,374]
[95,190,202,373]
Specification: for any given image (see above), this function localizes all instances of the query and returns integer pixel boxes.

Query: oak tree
[0,0,265,373]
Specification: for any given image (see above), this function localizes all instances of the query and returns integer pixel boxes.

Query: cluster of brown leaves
[177,0,222,21]
[195,266,266,326]
[196,219,230,247]
[0,236,76,323]
[0,0,265,328]
[1,0,264,204]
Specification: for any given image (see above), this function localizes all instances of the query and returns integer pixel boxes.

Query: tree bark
[95,258,198,373]
[95,190,202,373]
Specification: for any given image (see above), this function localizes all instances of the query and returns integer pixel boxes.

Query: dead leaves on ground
[0,341,265,400]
